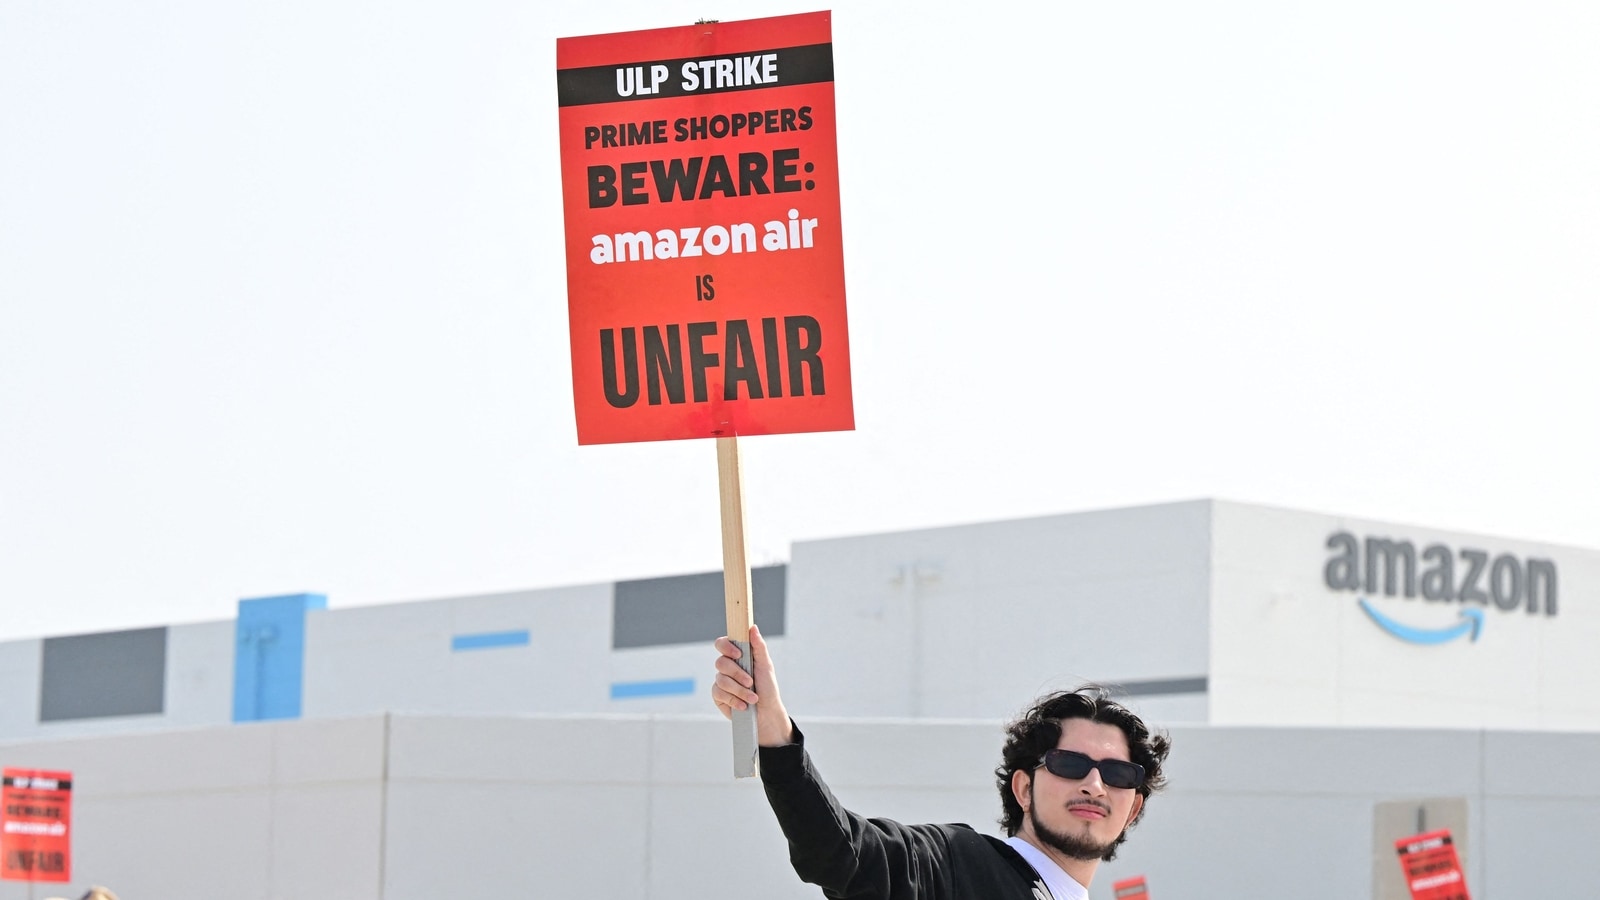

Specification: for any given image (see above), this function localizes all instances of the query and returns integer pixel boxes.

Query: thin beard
[1028,795,1113,862]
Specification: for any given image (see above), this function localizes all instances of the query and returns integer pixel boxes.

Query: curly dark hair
[994,685,1171,859]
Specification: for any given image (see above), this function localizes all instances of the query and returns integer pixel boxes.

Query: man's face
[1013,718,1145,861]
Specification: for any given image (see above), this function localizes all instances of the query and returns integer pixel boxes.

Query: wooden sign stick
[717,434,759,778]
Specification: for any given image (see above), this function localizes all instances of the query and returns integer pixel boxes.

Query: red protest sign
[1,768,72,883]
[1395,829,1470,900]
[1112,875,1150,900]
[556,11,854,445]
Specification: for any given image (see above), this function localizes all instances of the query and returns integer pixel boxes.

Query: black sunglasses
[1037,749,1145,790]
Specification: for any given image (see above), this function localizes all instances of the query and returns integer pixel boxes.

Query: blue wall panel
[451,630,531,651]
[610,678,695,700]
[233,593,326,723]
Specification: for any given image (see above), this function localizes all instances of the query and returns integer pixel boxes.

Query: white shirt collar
[1005,835,1089,900]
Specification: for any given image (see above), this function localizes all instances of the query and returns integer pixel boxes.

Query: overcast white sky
[2,1,1596,643]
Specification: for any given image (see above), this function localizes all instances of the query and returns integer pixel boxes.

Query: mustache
[1067,799,1111,814]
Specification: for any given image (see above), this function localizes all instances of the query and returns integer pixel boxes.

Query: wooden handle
[717,435,758,777]
[719,436,755,637]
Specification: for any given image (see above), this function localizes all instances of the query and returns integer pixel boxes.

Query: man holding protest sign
[713,626,1171,900]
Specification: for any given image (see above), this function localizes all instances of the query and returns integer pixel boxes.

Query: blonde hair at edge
[44,888,118,900]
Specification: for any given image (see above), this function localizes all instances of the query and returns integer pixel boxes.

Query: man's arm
[759,724,955,899]
[712,627,954,899]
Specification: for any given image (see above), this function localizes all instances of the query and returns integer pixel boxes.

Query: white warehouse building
[0,499,1596,899]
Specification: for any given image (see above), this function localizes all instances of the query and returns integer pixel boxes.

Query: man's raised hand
[712,624,794,747]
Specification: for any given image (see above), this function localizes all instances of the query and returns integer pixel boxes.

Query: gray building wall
[302,583,612,718]
[9,498,1600,743]
[0,620,236,743]
[0,502,1220,745]
[7,498,1600,746]
[1209,501,1600,729]
[1,713,1596,899]
[781,500,1213,724]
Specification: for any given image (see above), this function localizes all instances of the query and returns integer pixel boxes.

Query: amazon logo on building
[1324,532,1559,645]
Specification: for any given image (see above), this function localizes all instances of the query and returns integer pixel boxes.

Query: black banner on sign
[557,43,834,106]
[0,777,71,791]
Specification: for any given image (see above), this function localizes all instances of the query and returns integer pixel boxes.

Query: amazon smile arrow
[1357,599,1485,645]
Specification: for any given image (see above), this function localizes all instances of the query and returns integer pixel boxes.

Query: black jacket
[759,724,1051,900]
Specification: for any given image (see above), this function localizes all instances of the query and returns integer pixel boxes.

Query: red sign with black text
[1396,829,1469,900]
[1,769,72,883]
[1113,875,1150,900]
[556,11,854,444]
